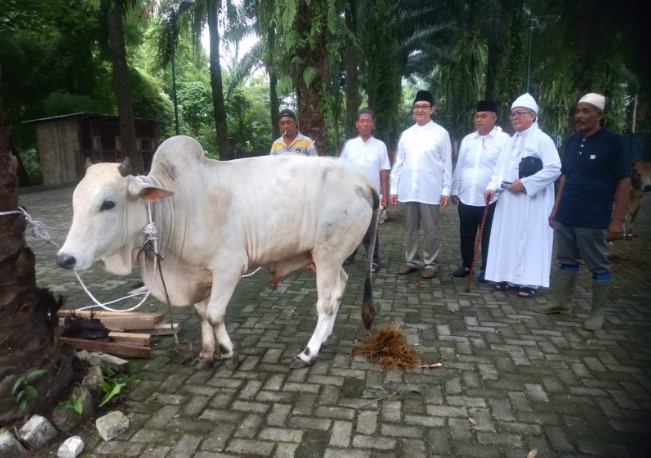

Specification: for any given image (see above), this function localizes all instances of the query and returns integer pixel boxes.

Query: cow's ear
[139,187,174,202]
[127,177,174,202]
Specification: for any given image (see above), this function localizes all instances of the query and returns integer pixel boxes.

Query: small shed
[24,112,161,186]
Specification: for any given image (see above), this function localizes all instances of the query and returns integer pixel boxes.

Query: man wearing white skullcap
[534,92,630,332]
[483,93,561,298]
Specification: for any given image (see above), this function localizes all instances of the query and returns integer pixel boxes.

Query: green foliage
[99,366,133,408]
[18,147,43,186]
[56,392,84,415]
[177,81,214,137]
[42,92,112,117]
[11,368,48,414]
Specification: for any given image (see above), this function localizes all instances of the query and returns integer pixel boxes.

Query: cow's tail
[361,187,380,330]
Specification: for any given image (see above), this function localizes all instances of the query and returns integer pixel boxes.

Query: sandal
[494,282,512,291]
[517,287,536,298]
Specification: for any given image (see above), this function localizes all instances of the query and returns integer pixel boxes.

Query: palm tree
[102,0,140,162]
[0,78,75,426]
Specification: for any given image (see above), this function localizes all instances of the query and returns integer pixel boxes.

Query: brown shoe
[421,267,438,279]
[398,264,418,275]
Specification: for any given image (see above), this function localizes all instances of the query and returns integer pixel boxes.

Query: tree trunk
[208,0,232,160]
[267,26,280,140]
[295,0,327,155]
[344,0,360,139]
[0,86,74,426]
[108,1,139,167]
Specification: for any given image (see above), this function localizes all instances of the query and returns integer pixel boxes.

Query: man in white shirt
[483,93,561,298]
[390,90,453,279]
[339,108,391,272]
[451,100,509,282]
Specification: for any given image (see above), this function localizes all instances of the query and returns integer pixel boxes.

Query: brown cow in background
[624,160,651,239]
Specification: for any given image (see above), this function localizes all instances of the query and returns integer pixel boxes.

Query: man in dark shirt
[535,93,630,331]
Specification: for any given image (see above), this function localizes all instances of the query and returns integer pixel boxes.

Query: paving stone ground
[19,186,651,458]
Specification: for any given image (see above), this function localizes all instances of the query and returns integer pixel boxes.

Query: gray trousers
[555,221,610,274]
[402,202,440,269]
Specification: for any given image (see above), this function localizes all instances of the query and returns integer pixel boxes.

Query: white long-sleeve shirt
[390,120,453,204]
[451,127,510,206]
[339,136,390,192]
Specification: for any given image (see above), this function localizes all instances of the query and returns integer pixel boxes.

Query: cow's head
[56,157,173,275]
[632,160,651,192]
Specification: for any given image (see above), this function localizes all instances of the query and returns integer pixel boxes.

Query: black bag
[519,156,543,178]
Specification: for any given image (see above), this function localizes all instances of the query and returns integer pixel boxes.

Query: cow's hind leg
[321,268,348,349]
[292,265,347,369]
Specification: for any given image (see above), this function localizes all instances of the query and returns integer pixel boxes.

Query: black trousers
[457,201,496,270]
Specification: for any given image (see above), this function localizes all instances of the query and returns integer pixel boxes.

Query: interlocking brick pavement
[18,186,651,457]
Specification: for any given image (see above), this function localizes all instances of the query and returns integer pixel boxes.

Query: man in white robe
[483,93,561,297]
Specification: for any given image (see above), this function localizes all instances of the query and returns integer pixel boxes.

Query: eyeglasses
[413,104,432,111]
[509,110,533,118]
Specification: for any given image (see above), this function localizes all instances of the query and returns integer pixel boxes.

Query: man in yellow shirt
[269,109,317,156]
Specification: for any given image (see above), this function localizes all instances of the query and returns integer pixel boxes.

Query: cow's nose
[56,253,77,269]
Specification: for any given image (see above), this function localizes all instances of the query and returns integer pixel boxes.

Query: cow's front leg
[193,274,239,369]
[194,299,217,369]
[292,265,347,369]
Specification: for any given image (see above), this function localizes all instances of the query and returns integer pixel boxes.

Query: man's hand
[451,195,459,206]
[390,194,398,205]
[440,195,449,208]
[381,194,389,209]
[484,190,495,205]
[508,179,524,193]
[548,209,556,228]
[606,220,624,241]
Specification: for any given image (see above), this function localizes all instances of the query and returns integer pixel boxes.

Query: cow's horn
[84,156,94,170]
[118,157,131,177]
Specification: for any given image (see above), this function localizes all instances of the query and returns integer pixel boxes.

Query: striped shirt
[270,133,317,156]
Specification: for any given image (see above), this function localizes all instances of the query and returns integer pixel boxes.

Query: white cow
[56,135,378,369]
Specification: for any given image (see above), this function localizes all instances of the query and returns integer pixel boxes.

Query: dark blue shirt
[555,128,629,229]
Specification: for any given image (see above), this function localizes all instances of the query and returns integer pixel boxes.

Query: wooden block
[93,352,130,372]
[57,310,164,330]
[60,337,151,358]
[145,323,180,336]
[108,332,151,347]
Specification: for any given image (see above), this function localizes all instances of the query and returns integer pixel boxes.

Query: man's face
[355,114,374,137]
[474,111,497,135]
[509,107,536,132]
[279,116,298,136]
[574,102,604,135]
[412,101,434,126]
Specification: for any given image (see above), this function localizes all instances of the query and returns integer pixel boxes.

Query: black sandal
[517,287,536,298]
[494,282,512,291]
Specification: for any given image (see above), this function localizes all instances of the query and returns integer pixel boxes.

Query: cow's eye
[100,200,115,212]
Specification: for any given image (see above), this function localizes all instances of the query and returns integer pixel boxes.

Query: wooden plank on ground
[144,323,180,336]
[61,337,151,358]
[108,332,150,347]
[57,310,164,330]
[94,353,130,372]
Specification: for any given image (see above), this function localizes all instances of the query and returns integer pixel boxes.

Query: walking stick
[466,203,490,292]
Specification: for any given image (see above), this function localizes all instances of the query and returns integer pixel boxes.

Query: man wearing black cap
[450,100,509,282]
[390,90,453,279]
[270,109,317,156]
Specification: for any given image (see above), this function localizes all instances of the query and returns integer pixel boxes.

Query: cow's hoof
[222,352,240,370]
[195,358,213,370]
[290,356,311,369]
